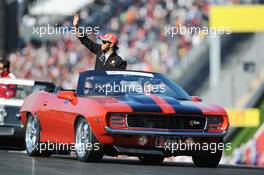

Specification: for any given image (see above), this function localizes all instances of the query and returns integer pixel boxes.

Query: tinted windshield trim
[77,70,158,96]
[77,71,191,100]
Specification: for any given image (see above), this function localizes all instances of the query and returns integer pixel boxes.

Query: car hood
[89,95,227,116]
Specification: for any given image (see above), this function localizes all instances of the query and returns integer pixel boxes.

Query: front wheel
[25,114,51,157]
[75,117,103,162]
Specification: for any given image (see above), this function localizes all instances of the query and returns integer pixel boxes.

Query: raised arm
[73,12,101,54]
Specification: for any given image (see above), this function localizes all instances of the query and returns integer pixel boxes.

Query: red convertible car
[19,70,229,167]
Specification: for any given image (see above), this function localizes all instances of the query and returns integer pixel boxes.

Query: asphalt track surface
[0,151,263,175]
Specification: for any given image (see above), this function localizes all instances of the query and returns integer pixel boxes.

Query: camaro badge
[189,120,200,126]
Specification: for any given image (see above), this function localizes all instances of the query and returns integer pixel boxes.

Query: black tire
[192,150,222,167]
[138,155,164,165]
[25,114,51,157]
[75,117,103,162]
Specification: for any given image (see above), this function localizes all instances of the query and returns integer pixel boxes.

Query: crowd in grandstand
[8,0,247,88]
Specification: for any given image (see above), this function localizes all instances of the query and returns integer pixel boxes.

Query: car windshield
[15,83,54,99]
[14,85,39,99]
[77,71,191,100]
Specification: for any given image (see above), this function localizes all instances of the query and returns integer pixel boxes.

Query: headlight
[0,106,7,124]
[109,113,127,128]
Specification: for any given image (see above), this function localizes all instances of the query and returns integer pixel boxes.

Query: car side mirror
[191,96,202,102]
[57,91,78,105]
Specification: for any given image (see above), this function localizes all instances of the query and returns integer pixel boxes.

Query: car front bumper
[0,123,24,136]
[105,126,227,137]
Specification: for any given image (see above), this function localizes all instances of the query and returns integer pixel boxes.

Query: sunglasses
[102,40,111,44]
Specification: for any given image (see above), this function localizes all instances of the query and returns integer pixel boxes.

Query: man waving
[73,13,127,70]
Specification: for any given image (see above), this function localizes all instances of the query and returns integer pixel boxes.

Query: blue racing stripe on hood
[161,96,202,115]
[115,95,162,112]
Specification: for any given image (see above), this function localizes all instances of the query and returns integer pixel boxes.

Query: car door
[39,93,77,144]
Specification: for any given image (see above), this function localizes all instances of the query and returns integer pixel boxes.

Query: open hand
[73,12,80,26]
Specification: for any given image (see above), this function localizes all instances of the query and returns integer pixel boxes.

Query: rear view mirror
[57,91,78,105]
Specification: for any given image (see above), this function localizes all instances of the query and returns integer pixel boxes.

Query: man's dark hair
[0,59,10,71]
[113,45,119,52]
